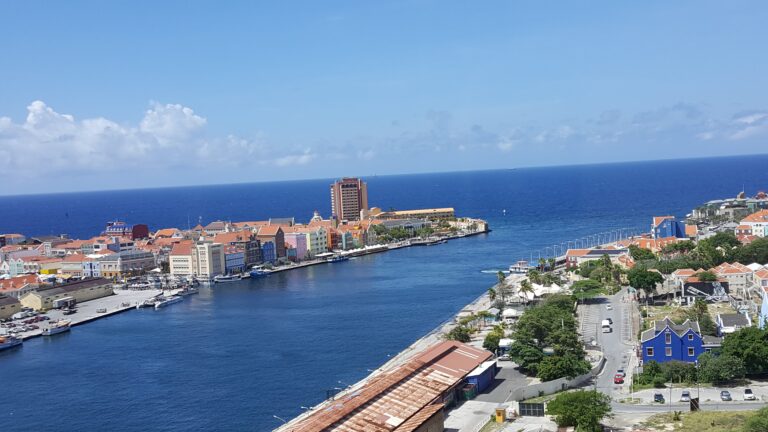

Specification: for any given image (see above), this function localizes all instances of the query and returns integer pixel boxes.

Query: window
[688,334,694,341]
[646,347,654,356]
[665,347,672,357]
[665,332,671,344]
[688,348,695,356]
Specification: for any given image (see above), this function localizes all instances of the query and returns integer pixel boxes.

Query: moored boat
[0,335,23,351]
[213,274,241,283]
[42,320,71,336]
[154,295,183,309]
[509,260,533,274]
[326,255,349,263]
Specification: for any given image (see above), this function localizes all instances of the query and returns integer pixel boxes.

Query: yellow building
[374,207,455,220]
[0,295,21,320]
[19,278,113,311]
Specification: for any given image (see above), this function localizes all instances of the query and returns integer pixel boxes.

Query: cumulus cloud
[729,111,768,140]
[0,100,292,181]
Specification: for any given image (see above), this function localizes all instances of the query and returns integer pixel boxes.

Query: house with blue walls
[640,318,721,364]
[651,216,688,239]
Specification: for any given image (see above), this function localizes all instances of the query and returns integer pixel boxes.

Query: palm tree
[519,279,534,303]
[488,287,497,302]
[538,258,547,271]
[547,257,556,271]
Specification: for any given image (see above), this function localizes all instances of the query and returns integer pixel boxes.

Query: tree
[508,342,544,374]
[735,237,768,264]
[445,326,471,343]
[694,271,718,282]
[571,279,603,300]
[537,353,591,381]
[487,287,497,302]
[518,279,534,303]
[546,390,612,432]
[497,270,506,285]
[627,267,663,302]
[697,352,745,383]
[686,299,717,336]
[720,327,768,374]
[744,406,768,432]
[483,331,502,352]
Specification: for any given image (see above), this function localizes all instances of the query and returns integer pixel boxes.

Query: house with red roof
[0,274,41,299]
[740,209,768,237]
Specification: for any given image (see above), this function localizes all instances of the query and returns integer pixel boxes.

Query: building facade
[330,177,368,221]
[640,318,720,364]
[19,278,113,311]
[192,242,225,279]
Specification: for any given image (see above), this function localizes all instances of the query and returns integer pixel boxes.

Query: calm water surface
[1,156,767,431]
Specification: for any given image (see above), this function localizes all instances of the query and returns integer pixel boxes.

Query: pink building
[283,232,308,261]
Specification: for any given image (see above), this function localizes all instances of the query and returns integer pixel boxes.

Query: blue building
[261,241,276,263]
[652,216,688,239]
[224,248,245,274]
[641,318,721,364]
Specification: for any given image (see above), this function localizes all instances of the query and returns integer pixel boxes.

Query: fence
[507,356,605,402]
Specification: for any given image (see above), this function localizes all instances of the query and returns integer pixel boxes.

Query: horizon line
[1,152,766,198]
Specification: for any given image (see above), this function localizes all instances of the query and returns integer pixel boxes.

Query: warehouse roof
[284,341,491,432]
[32,278,111,297]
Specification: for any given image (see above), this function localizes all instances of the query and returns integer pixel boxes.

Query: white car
[606,304,613,311]
[744,389,756,401]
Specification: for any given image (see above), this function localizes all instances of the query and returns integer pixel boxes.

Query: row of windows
[647,347,696,357]
[664,332,695,343]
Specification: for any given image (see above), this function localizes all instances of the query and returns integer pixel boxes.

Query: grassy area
[478,419,503,432]
[642,411,754,431]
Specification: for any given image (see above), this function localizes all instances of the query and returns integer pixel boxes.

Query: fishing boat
[213,274,241,283]
[0,335,23,351]
[42,320,71,336]
[154,295,183,309]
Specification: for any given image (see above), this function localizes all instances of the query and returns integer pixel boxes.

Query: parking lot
[628,385,768,404]
[1,288,161,339]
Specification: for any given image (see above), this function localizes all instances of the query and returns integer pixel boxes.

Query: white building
[192,242,225,279]
[740,210,768,237]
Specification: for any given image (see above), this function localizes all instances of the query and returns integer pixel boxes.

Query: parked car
[606,318,613,325]
[614,374,624,384]
[654,393,665,403]
[744,389,756,401]
[720,390,732,401]
[616,369,625,377]
[680,390,691,402]
[606,304,613,310]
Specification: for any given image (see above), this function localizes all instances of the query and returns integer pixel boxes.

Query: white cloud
[274,150,315,167]
[0,100,299,182]
[729,111,768,140]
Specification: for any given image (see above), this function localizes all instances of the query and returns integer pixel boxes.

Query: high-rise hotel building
[330,177,368,221]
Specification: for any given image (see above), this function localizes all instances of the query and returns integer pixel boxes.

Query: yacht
[42,320,71,336]
[154,296,183,309]
[327,255,350,263]
[213,274,241,283]
[0,335,23,351]
[509,260,533,274]
[249,265,271,278]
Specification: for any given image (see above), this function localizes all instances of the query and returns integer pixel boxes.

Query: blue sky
[1,1,767,194]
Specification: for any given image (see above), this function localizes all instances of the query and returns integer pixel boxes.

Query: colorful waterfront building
[283,232,308,261]
[330,177,368,222]
[651,216,688,239]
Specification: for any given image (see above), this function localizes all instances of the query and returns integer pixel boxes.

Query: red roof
[653,216,674,227]
[257,225,282,236]
[170,241,193,256]
[0,274,39,292]
[742,210,768,223]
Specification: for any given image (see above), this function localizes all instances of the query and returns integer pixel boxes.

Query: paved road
[589,289,635,397]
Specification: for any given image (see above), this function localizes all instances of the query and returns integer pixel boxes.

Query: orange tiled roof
[653,216,674,227]
[685,225,698,237]
[742,210,768,223]
[0,274,39,291]
[257,225,282,236]
[170,241,194,256]
[153,228,180,238]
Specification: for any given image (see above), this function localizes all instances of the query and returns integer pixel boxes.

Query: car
[606,304,613,310]
[680,390,691,402]
[613,374,624,384]
[654,392,665,403]
[606,318,613,325]
[616,369,625,377]
[720,390,732,401]
[744,389,756,401]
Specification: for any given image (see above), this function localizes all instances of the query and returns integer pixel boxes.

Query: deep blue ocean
[1,155,767,432]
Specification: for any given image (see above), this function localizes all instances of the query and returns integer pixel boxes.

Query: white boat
[327,255,350,263]
[509,260,533,274]
[213,274,241,283]
[0,335,23,351]
[42,320,71,336]
[154,296,183,309]
[178,286,199,296]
